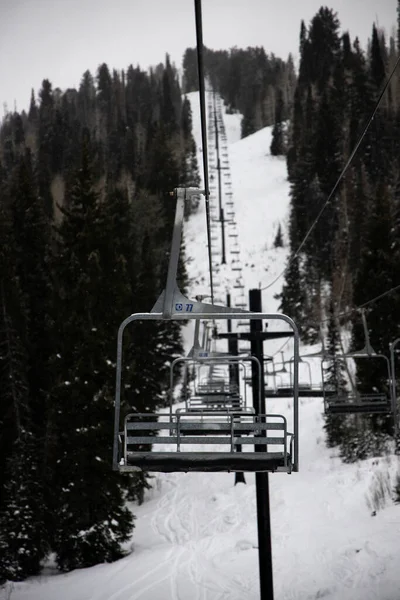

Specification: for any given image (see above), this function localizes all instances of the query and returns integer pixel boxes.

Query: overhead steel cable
[194,0,214,303]
[261,53,400,293]
[270,282,400,360]
[317,282,400,325]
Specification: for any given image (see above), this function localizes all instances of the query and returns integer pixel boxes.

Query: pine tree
[96,63,113,138]
[50,132,133,571]
[273,223,284,248]
[362,25,389,183]
[10,149,54,442]
[323,295,348,448]
[396,0,400,56]
[0,434,48,582]
[307,7,341,91]
[28,89,38,123]
[370,24,386,90]
[270,88,285,156]
[0,193,48,580]
[37,79,55,217]
[279,253,306,336]
[347,38,369,160]
[0,49,201,581]
[182,48,199,93]
[181,96,201,216]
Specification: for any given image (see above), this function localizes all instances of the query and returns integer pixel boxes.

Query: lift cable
[271,337,291,357]
[261,53,400,293]
[267,282,400,360]
[194,0,214,303]
[318,281,400,326]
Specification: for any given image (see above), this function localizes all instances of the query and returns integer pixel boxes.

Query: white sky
[0,0,397,113]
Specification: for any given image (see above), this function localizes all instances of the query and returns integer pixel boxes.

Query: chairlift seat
[325,393,392,414]
[120,412,293,473]
[263,384,330,398]
[188,393,243,411]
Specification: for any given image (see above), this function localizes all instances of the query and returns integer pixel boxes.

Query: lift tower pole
[226,293,245,485]
[249,288,274,600]
[213,90,226,264]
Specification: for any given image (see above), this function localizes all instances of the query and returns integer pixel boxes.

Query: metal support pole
[221,208,226,264]
[213,90,226,264]
[213,91,221,214]
[249,288,274,600]
[227,293,245,484]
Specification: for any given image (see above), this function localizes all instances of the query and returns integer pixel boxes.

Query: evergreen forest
[2,0,400,586]
[183,7,400,479]
[0,56,199,582]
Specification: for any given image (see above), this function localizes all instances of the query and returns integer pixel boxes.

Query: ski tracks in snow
[143,473,253,600]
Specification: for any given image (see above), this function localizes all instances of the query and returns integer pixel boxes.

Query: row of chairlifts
[112,188,300,474]
[260,311,397,420]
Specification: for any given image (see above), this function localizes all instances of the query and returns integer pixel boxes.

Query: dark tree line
[0,55,199,582]
[181,6,400,466]
[182,46,296,139]
[280,5,400,463]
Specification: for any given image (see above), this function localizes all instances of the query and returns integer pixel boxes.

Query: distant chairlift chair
[322,352,393,414]
[322,311,394,415]
[178,355,255,413]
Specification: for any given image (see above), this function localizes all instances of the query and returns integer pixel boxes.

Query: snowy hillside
[8,93,400,600]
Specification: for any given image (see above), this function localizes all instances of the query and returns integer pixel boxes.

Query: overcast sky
[0,0,397,113]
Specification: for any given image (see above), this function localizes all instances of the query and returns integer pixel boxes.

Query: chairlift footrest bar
[121,452,291,473]
[326,403,392,414]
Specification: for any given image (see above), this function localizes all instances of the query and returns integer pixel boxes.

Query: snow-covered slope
[9,93,400,600]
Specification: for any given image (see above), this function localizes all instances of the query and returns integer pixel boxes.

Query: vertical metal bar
[271,357,277,390]
[124,420,128,465]
[201,321,208,348]
[227,291,245,485]
[163,189,186,318]
[221,207,226,264]
[113,323,125,469]
[249,288,274,600]
[193,318,201,346]
[292,319,299,472]
[176,414,181,452]
[213,91,221,214]
[194,0,214,303]
[226,293,232,332]
[213,88,226,264]
[170,361,175,419]
[194,0,210,200]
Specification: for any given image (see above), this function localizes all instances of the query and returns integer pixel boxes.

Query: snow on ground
[8,93,400,600]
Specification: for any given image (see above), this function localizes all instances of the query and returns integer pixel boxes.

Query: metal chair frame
[322,353,393,415]
[113,311,299,473]
[174,355,257,413]
[112,188,300,474]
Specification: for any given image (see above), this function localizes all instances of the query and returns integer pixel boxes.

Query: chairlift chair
[322,310,394,414]
[116,310,299,473]
[195,358,247,407]
[277,356,330,398]
[174,355,255,413]
[322,351,393,415]
[113,188,300,474]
